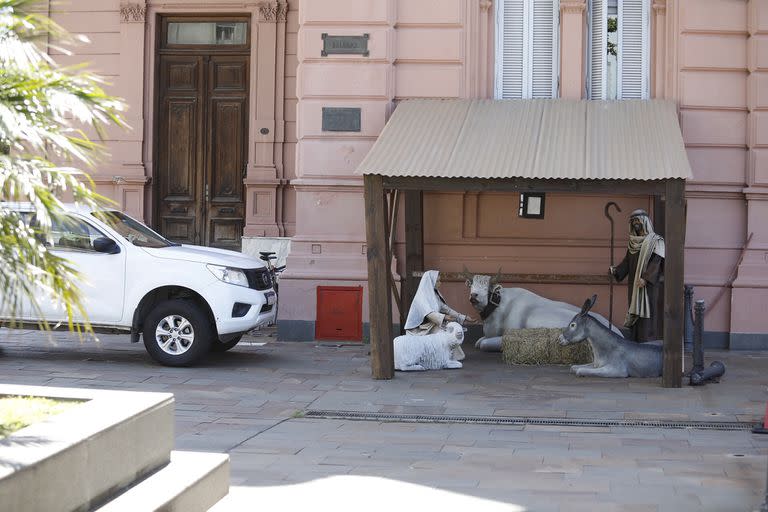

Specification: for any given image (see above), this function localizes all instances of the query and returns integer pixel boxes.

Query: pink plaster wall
[48,0,299,236]
[679,0,768,336]
[282,0,299,237]
[47,0,768,340]
[393,192,656,324]
[285,0,768,342]
[48,0,148,219]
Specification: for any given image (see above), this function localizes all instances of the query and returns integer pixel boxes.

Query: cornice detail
[120,2,146,23]
[560,1,586,14]
[480,0,493,12]
[652,0,667,13]
[258,1,288,23]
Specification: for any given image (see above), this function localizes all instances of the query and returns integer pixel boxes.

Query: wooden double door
[156,47,249,251]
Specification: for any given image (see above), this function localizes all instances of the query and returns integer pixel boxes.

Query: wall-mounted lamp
[519,193,545,219]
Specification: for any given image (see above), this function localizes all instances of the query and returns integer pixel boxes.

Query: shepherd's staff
[604,202,621,327]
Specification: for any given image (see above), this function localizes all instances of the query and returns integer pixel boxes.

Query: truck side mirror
[93,236,121,254]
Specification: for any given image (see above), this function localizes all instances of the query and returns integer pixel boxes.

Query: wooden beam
[663,179,685,388]
[403,190,423,331]
[383,176,667,196]
[412,271,610,286]
[364,174,394,379]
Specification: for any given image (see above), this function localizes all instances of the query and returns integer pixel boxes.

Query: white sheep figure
[394,322,465,371]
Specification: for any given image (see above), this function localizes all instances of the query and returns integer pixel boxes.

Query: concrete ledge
[95,451,229,512]
[703,331,730,350]
[278,320,388,343]
[729,333,768,350]
[0,384,174,512]
[277,320,315,341]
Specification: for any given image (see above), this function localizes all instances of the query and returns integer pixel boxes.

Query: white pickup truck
[0,203,277,366]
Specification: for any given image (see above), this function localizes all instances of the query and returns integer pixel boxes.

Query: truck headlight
[207,265,249,288]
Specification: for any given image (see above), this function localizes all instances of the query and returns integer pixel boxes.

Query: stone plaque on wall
[321,34,369,56]
[322,107,361,132]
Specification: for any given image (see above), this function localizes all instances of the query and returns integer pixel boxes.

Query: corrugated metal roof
[357,99,692,181]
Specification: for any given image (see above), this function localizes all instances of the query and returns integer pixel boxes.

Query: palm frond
[0,0,127,334]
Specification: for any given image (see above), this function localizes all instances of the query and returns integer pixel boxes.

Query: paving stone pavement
[0,327,766,511]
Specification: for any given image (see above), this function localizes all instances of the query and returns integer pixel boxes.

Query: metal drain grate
[304,410,754,431]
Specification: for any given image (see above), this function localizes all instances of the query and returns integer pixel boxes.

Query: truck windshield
[93,211,175,248]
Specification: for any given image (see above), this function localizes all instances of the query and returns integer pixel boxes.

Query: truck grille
[244,268,272,291]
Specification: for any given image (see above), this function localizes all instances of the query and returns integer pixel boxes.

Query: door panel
[56,250,127,324]
[205,55,248,250]
[157,56,204,245]
[36,215,126,324]
[212,60,247,91]
[156,51,248,250]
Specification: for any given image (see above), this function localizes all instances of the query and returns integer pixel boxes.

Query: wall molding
[258,1,288,23]
[120,2,146,23]
[681,29,749,36]
[559,1,587,14]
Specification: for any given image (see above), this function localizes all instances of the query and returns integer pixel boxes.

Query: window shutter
[497,0,525,99]
[589,0,607,100]
[495,0,558,99]
[530,0,558,98]
[618,0,649,99]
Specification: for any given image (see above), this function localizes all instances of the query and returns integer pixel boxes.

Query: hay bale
[501,328,592,366]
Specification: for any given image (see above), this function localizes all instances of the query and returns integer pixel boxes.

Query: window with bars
[494,0,559,99]
[589,0,650,100]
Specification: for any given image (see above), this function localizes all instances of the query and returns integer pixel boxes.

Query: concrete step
[95,451,230,512]
[0,386,175,512]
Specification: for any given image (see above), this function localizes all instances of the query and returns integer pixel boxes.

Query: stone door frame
[139,0,288,239]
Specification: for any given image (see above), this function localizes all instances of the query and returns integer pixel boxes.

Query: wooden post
[653,195,666,237]
[403,189,423,331]
[364,174,394,379]
[663,179,685,388]
[387,191,403,328]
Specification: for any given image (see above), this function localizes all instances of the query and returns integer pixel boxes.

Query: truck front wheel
[143,299,213,366]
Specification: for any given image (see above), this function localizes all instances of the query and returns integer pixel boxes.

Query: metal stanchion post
[684,285,694,353]
[689,300,726,386]
[692,300,705,374]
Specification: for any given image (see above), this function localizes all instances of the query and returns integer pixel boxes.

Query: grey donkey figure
[558,295,662,378]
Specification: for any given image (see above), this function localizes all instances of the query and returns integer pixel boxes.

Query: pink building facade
[49,0,767,348]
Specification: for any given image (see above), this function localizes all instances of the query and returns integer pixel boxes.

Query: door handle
[242,161,248,179]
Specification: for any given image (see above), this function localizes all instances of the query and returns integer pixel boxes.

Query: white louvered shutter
[497,0,525,99]
[618,0,649,99]
[530,0,558,98]
[589,0,607,100]
[496,0,558,99]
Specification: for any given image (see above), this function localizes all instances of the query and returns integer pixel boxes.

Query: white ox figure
[464,270,624,352]
[394,322,465,371]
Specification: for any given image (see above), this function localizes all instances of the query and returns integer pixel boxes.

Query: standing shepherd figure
[610,209,665,342]
[404,270,474,360]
